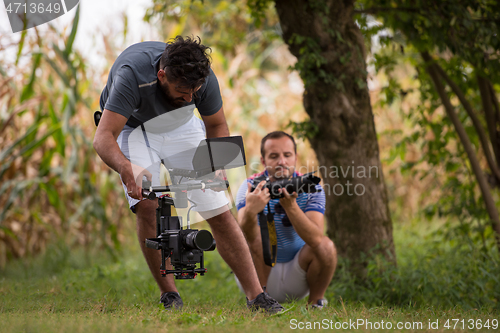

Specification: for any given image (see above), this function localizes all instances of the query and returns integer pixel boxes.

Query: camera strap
[254,172,277,267]
[258,203,277,267]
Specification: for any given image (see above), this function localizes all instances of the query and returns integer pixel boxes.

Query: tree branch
[488,80,500,124]
[354,7,421,14]
[421,51,500,251]
[353,6,500,22]
[433,65,500,184]
[477,76,500,167]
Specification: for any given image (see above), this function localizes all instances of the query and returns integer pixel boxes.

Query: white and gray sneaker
[311,299,328,309]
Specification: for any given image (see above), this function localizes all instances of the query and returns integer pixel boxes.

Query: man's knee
[308,236,337,266]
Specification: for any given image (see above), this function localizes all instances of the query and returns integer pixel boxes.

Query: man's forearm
[205,122,229,138]
[93,132,130,176]
[239,210,260,243]
[284,204,323,247]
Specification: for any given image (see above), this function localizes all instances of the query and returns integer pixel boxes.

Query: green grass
[1,221,499,332]
[331,219,500,310]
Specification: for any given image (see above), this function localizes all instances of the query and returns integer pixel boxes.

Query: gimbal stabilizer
[142,176,228,279]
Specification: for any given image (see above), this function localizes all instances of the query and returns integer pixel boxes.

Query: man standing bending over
[236,131,337,308]
[93,36,282,313]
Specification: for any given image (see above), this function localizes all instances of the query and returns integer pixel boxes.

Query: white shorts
[116,115,229,214]
[235,247,309,303]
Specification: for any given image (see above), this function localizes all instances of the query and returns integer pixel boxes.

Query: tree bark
[274,0,395,277]
[422,52,500,251]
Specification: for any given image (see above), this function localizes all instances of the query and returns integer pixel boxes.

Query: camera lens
[184,230,214,251]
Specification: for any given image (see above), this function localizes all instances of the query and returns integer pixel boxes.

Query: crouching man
[235,131,337,308]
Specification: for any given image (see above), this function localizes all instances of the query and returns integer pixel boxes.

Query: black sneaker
[246,292,284,314]
[160,291,183,310]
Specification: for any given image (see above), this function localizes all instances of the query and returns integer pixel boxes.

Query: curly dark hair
[160,35,212,90]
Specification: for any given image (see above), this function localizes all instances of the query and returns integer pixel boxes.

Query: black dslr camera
[142,136,246,279]
[251,171,322,199]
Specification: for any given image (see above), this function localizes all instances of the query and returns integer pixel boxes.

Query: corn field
[0,8,132,267]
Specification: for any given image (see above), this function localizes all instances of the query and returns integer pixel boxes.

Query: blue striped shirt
[236,171,326,263]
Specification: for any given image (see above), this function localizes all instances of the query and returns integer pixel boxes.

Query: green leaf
[20,53,42,102]
[48,100,66,157]
[0,123,39,162]
[286,120,319,140]
[18,125,61,159]
[39,182,60,209]
[0,179,43,222]
[15,29,27,66]
[44,55,71,87]
[64,5,80,58]
[39,149,56,177]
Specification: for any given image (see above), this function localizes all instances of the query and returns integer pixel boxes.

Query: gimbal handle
[141,180,229,200]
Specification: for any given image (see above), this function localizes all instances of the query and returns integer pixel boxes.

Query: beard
[158,80,188,108]
[272,166,293,180]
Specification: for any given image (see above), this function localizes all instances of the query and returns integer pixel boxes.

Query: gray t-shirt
[99,41,223,128]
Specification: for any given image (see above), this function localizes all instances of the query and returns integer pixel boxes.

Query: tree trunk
[274,0,395,277]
